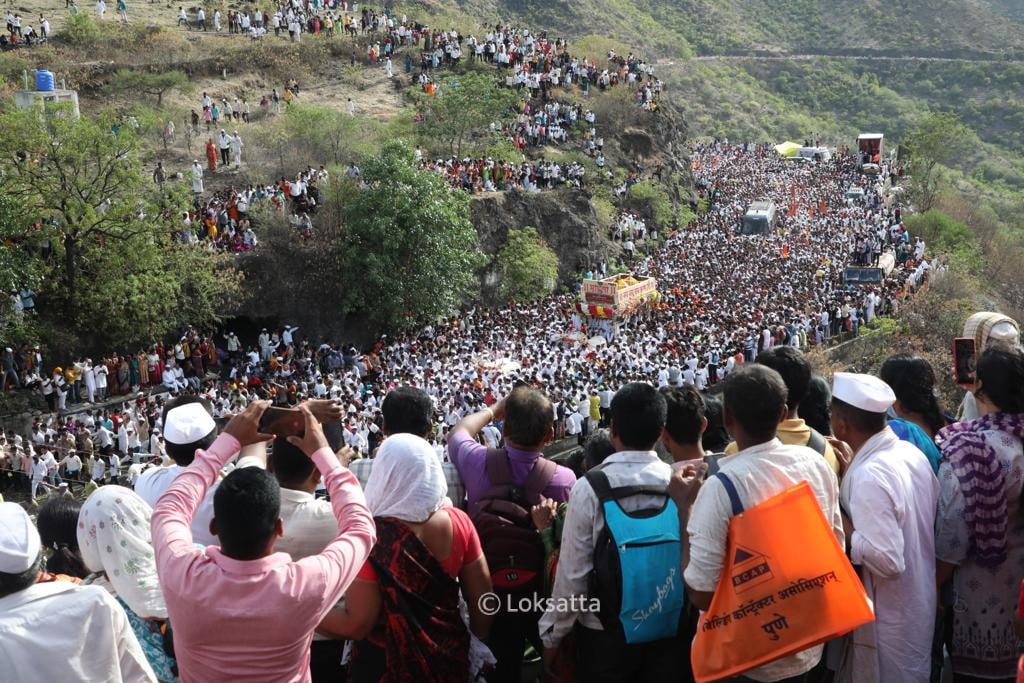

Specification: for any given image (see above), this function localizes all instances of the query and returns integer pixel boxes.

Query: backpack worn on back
[471,448,556,592]
[586,467,684,645]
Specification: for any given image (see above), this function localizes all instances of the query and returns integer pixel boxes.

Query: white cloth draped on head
[363,433,452,523]
[77,485,167,619]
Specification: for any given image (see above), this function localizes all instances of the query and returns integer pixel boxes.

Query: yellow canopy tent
[774,141,801,158]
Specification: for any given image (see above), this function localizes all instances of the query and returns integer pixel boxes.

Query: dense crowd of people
[3,2,1022,680]
[420,156,587,194]
[7,144,927,435]
[4,320,1024,682]
[6,141,994,682]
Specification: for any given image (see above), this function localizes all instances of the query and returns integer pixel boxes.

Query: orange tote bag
[691,475,873,683]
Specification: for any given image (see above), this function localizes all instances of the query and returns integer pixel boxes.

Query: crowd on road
[5,143,929,489]
[7,144,929,434]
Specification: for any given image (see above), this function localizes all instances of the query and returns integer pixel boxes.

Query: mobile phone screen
[953,337,977,386]
[322,421,345,451]
[259,407,304,437]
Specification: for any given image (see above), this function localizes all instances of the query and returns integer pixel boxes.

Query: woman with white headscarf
[78,486,178,682]
[317,433,493,682]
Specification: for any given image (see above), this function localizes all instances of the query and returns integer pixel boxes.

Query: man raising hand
[152,401,375,682]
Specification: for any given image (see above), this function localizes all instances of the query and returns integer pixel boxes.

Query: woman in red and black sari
[317,433,494,682]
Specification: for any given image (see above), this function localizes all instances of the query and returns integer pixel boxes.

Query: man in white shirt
[94,421,114,449]
[0,503,156,681]
[134,397,223,546]
[598,385,610,428]
[108,451,122,485]
[91,454,106,484]
[224,331,240,355]
[161,362,186,393]
[94,363,108,401]
[147,428,164,461]
[117,422,130,455]
[40,449,59,486]
[258,328,271,361]
[61,451,83,481]
[831,373,938,682]
[267,437,341,560]
[481,422,501,449]
[30,456,47,500]
[314,378,327,398]
[565,410,583,441]
[540,383,684,679]
[282,325,298,346]
[684,365,843,683]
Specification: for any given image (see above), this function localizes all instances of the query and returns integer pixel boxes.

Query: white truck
[742,201,777,236]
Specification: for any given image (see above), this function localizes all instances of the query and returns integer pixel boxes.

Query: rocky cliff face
[609,103,697,206]
[470,102,694,300]
[471,188,605,294]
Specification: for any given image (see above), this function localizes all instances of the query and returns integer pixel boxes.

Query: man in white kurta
[0,503,156,682]
[190,161,203,194]
[84,358,97,402]
[229,131,243,168]
[831,372,938,683]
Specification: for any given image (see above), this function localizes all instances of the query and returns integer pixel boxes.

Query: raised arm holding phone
[151,401,376,683]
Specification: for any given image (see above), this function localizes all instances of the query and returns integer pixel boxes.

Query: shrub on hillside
[903,209,983,273]
[626,180,672,228]
[61,13,103,49]
[495,227,560,303]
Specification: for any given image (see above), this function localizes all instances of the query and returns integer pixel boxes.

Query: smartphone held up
[952,337,977,387]
[258,406,305,438]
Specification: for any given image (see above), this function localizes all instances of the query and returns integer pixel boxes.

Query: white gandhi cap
[163,402,217,445]
[0,502,41,573]
[832,372,896,414]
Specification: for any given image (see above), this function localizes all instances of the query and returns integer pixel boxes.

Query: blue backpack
[586,467,684,644]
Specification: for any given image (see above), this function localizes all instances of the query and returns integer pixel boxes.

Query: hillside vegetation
[424,0,1024,57]
[3,0,1024,354]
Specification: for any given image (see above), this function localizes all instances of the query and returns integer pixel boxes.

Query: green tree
[0,194,41,347]
[416,71,516,157]
[108,69,190,106]
[284,103,372,165]
[495,227,559,303]
[903,112,970,211]
[0,107,241,352]
[338,140,485,331]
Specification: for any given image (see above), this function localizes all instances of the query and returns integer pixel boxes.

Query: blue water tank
[35,70,55,92]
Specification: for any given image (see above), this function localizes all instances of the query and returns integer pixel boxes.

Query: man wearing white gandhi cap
[134,396,340,547]
[0,502,157,681]
[134,396,225,546]
[830,372,938,683]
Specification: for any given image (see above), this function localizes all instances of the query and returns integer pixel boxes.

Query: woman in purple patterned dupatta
[936,344,1024,681]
